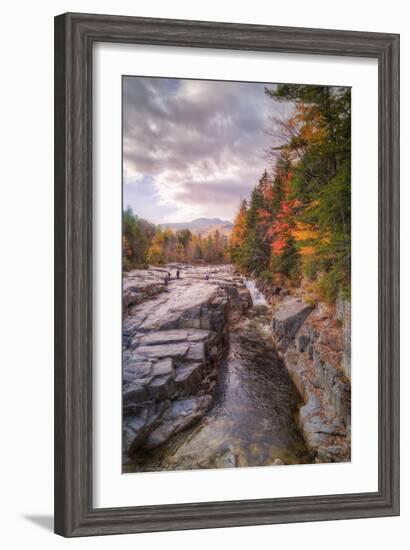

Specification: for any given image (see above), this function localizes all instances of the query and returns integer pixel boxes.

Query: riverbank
[251,271,351,460]
[122,264,251,469]
[122,264,350,471]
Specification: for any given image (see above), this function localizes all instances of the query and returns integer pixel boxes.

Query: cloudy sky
[123,76,292,224]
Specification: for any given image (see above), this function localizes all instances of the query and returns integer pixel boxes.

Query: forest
[123,83,351,302]
[123,208,229,270]
[230,84,351,301]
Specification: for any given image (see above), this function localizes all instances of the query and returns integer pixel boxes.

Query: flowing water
[245,278,268,307]
[132,279,311,471]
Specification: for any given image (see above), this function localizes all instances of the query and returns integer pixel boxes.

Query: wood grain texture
[54,12,400,537]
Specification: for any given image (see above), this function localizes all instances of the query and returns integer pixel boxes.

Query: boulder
[123,380,150,403]
[185,341,206,362]
[213,448,238,468]
[145,396,212,450]
[271,298,314,352]
[174,363,203,395]
[123,271,166,311]
[148,375,176,400]
[151,357,174,378]
[123,361,152,384]
[123,400,171,456]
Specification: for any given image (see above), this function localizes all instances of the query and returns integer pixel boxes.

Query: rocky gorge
[122,264,351,471]
[270,296,351,462]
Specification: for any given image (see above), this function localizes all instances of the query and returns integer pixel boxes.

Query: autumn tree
[142,224,229,266]
[123,207,155,270]
[267,84,351,298]
[229,84,351,301]
[239,171,273,272]
[146,229,167,265]
[230,199,248,266]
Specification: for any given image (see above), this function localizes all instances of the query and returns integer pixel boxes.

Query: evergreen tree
[266,84,351,298]
[242,171,272,272]
[230,199,248,267]
[123,207,154,269]
[229,84,351,301]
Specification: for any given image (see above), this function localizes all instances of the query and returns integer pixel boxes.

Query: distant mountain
[161,217,233,231]
[160,217,233,237]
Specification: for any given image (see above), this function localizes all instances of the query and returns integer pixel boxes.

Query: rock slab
[271,297,351,463]
[122,265,251,461]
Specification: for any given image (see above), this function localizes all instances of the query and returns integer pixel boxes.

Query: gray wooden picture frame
[54,12,400,537]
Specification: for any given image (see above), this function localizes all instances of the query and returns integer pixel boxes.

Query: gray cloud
[123,76,292,223]
[173,178,254,207]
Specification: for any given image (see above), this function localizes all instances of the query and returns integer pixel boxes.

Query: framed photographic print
[54,13,400,536]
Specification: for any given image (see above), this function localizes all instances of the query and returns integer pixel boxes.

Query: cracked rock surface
[122,265,246,462]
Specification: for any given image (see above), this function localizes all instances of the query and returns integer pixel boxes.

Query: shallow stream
[132,279,311,471]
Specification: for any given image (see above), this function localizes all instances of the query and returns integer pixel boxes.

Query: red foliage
[271,239,287,255]
[257,207,272,223]
[266,197,300,255]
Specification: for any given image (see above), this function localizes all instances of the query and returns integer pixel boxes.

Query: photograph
[50,7,400,538]
[121,75,352,473]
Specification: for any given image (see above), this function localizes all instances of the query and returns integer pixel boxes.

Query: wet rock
[295,323,317,357]
[123,400,171,456]
[186,341,206,362]
[332,379,351,426]
[123,361,152,384]
[125,358,153,373]
[123,412,149,455]
[285,352,350,462]
[151,357,174,378]
[277,298,351,463]
[148,374,176,401]
[225,285,252,313]
[131,282,221,332]
[317,444,349,463]
[139,330,190,346]
[336,297,351,378]
[271,298,314,352]
[132,310,312,471]
[187,329,212,342]
[175,363,203,395]
[123,270,166,311]
[213,448,237,468]
[122,266,238,461]
[145,396,212,450]
[137,342,189,359]
[123,380,150,403]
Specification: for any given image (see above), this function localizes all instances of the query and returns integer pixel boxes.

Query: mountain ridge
[160,217,233,230]
[160,217,233,238]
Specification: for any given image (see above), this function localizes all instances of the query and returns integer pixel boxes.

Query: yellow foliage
[290,103,328,146]
[230,201,248,248]
[299,245,315,257]
[291,221,318,242]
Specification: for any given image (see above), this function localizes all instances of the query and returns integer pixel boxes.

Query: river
[129,272,311,471]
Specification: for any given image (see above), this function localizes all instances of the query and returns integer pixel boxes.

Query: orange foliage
[257,207,272,223]
[291,221,318,242]
[289,103,328,147]
[230,201,248,248]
